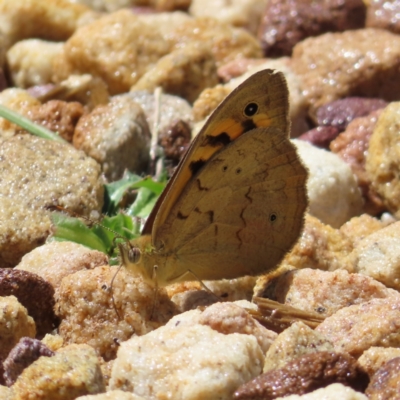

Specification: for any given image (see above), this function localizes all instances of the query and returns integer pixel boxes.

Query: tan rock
[12,344,105,400]
[292,29,400,109]
[0,135,103,267]
[55,265,177,361]
[350,220,400,290]
[0,0,95,48]
[16,241,108,292]
[255,268,398,317]
[275,383,368,400]
[276,214,354,273]
[189,0,267,34]
[330,110,385,215]
[76,391,146,400]
[109,323,263,400]
[263,322,334,373]
[7,39,63,88]
[366,102,400,217]
[316,297,400,357]
[73,94,151,181]
[0,296,36,360]
[131,44,218,103]
[358,346,400,377]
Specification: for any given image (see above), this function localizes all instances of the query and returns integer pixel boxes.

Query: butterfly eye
[128,247,141,264]
[269,212,278,223]
[244,102,259,117]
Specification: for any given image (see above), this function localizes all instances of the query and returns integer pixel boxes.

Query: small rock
[234,351,369,400]
[331,110,385,215]
[189,0,267,34]
[73,95,151,181]
[131,44,218,103]
[256,268,398,317]
[276,383,368,400]
[263,322,335,373]
[366,102,400,217]
[293,139,364,228]
[316,297,400,357]
[359,347,400,377]
[366,0,400,33]
[315,97,387,130]
[292,29,400,109]
[16,241,109,292]
[258,0,365,57]
[3,337,54,386]
[0,268,58,337]
[0,296,36,362]
[366,357,400,399]
[298,126,340,149]
[55,265,176,361]
[12,344,105,400]
[109,323,264,399]
[350,220,400,290]
[0,134,103,267]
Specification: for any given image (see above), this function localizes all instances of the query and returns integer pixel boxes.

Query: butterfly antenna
[109,264,123,321]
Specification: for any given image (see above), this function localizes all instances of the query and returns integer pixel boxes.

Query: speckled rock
[76,391,146,400]
[0,296,36,362]
[0,134,103,267]
[234,351,369,400]
[109,322,264,400]
[6,39,63,88]
[189,0,267,34]
[54,10,261,94]
[276,383,368,400]
[298,126,340,149]
[366,357,400,399]
[366,0,400,33]
[331,110,385,215]
[16,241,109,292]
[0,0,95,48]
[55,265,177,361]
[3,337,54,386]
[131,43,218,103]
[293,140,364,228]
[258,0,366,57]
[0,268,57,338]
[366,102,400,217]
[255,268,398,318]
[263,322,335,373]
[12,344,105,400]
[350,220,400,290]
[292,29,400,109]
[359,346,400,377]
[73,94,151,181]
[315,97,387,130]
[274,214,355,272]
[316,297,400,357]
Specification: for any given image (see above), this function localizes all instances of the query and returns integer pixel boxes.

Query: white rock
[109,323,263,400]
[293,139,364,228]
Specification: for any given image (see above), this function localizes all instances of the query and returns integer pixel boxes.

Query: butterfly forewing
[143,69,290,247]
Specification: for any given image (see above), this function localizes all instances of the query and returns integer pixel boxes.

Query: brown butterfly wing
[155,126,308,282]
[143,69,289,247]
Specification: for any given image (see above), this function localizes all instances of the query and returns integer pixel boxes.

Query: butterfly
[119,69,308,287]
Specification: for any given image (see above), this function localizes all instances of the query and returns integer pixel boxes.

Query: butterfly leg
[149,265,160,320]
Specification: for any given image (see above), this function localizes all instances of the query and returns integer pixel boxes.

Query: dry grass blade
[249,297,326,333]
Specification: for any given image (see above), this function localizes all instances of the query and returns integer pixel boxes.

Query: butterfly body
[121,69,308,287]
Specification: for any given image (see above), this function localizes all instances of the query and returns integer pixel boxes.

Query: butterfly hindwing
[155,126,307,283]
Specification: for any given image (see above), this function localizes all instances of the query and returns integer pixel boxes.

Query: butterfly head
[118,235,156,286]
